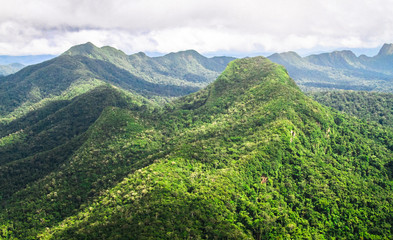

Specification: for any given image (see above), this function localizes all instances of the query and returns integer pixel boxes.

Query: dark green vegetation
[0,85,149,200]
[0,42,234,122]
[0,63,24,76]
[1,56,393,239]
[311,90,393,126]
[268,43,393,92]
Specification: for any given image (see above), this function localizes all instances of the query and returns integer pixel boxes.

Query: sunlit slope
[29,57,393,239]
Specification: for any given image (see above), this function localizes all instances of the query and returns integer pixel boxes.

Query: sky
[1,0,393,57]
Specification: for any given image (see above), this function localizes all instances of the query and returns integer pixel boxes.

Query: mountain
[0,85,148,200]
[2,57,393,239]
[377,43,393,56]
[306,50,364,69]
[268,44,393,92]
[64,42,235,87]
[0,43,234,123]
[0,42,234,237]
[0,63,24,76]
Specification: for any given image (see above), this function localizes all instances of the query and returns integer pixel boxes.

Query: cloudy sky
[1,0,393,56]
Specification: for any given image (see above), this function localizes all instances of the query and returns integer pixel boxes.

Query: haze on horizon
[1,0,393,57]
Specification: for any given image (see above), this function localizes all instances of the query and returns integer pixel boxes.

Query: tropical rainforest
[1,43,393,239]
[310,90,393,126]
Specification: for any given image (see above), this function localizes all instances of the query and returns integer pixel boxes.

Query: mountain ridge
[0,43,233,122]
[64,43,235,80]
[268,43,393,92]
[1,46,393,239]
[30,56,393,239]
[377,43,393,56]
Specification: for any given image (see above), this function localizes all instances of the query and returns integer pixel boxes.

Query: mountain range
[3,43,393,94]
[268,43,393,92]
[0,43,234,123]
[1,42,393,239]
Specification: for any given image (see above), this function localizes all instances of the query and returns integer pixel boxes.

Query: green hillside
[0,43,233,123]
[2,57,393,239]
[0,85,148,200]
[310,90,393,126]
[0,55,192,122]
[64,42,235,88]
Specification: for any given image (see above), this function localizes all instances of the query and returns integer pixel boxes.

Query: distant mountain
[3,57,393,239]
[306,50,364,69]
[377,43,393,56]
[268,43,393,92]
[0,54,55,65]
[3,43,393,239]
[64,42,235,87]
[0,42,234,121]
[0,63,24,76]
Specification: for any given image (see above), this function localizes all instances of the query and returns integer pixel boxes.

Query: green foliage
[0,130,26,147]
[310,90,393,126]
[0,85,147,201]
[2,56,393,239]
[0,43,232,121]
[65,43,235,88]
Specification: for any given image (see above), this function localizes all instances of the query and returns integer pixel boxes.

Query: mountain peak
[331,50,357,58]
[62,42,130,70]
[267,51,308,68]
[268,51,303,63]
[133,52,148,58]
[63,42,99,56]
[180,49,201,55]
[62,42,127,58]
[208,56,298,101]
[164,49,204,59]
[269,51,302,59]
[307,50,356,60]
[304,50,360,69]
[377,43,393,56]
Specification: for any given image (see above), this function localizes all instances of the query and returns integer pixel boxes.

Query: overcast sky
[1,0,393,56]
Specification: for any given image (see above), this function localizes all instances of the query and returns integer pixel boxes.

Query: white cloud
[0,0,393,55]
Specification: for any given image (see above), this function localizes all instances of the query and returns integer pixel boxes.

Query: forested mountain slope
[65,43,235,88]
[310,91,393,126]
[0,84,156,239]
[268,43,393,92]
[0,43,233,123]
[2,57,392,239]
[0,85,149,200]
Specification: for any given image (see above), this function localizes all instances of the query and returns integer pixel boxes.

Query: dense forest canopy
[1,55,393,239]
[310,90,393,126]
